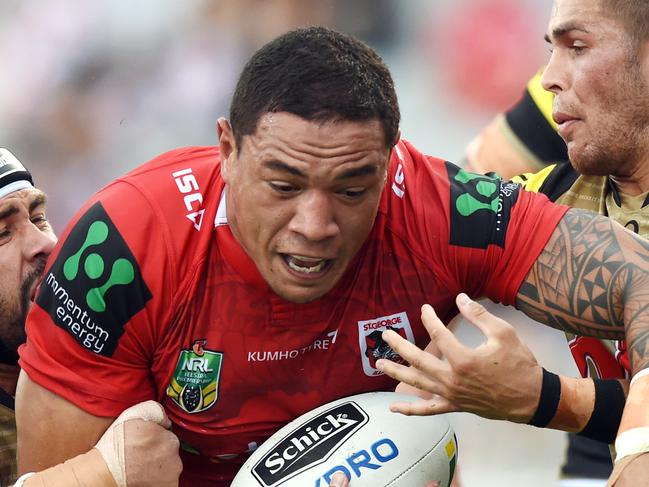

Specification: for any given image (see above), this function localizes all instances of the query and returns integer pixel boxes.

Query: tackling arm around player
[0,149,181,487]
[379,0,649,484]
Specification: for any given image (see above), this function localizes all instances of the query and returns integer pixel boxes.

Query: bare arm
[377,209,641,437]
[516,208,649,373]
[15,370,114,474]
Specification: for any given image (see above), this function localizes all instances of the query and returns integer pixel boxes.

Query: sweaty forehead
[247,112,388,160]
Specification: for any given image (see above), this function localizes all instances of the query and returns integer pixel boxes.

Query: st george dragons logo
[357,312,414,377]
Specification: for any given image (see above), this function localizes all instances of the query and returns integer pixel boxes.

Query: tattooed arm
[378,209,644,439]
[517,208,649,371]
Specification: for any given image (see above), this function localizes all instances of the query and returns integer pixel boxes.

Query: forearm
[19,449,116,487]
[545,375,595,432]
[517,210,649,348]
[528,370,627,443]
[15,371,113,474]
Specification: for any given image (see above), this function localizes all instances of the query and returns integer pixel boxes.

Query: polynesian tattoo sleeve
[516,208,649,373]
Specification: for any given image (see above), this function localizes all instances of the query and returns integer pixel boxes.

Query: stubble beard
[571,55,649,177]
[0,258,47,354]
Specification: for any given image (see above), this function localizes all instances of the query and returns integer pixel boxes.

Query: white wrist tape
[615,426,649,462]
[12,472,35,487]
[95,401,168,487]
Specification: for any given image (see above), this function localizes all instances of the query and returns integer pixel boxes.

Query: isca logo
[446,163,519,249]
[37,202,152,356]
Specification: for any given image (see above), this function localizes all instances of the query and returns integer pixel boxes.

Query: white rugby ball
[232,392,457,487]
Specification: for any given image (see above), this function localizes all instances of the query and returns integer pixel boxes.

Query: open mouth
[280,254,333,277]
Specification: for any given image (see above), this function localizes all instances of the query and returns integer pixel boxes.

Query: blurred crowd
[0,0,546,231]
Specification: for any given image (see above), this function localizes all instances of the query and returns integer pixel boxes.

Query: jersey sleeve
[391,141,570,307]
[19,180,177,417]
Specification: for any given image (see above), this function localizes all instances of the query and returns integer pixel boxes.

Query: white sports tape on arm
[95,400,169,487]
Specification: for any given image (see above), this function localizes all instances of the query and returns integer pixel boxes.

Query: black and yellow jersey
[513,163,649,240]
[505,71,567,168]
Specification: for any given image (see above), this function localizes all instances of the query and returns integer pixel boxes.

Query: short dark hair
[601,0,649,46]
[229,26,400,150]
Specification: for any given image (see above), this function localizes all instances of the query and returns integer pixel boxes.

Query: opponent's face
[220,113,391,303]
[542,0,649,176]
[0,188,56,351]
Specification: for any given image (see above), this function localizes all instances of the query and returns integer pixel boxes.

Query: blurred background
[1,0,581,485]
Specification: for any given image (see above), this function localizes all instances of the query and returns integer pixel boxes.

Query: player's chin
[271,270,344,303]
[272,280,336,304]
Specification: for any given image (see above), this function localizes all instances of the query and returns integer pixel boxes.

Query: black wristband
[578,378,626,444]
[528,368,561,428]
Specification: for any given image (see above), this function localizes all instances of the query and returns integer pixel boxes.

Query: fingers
[329,471,349,487]
[389,397,456,416]
[395,381,433,400]
[381,327,444,376]
[455,293,513,341]
[420,304,467,359]
[377,354,445,396]
[115,400,171,429]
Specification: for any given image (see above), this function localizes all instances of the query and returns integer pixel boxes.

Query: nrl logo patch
[166,340,223,414]
[357,312,414,377]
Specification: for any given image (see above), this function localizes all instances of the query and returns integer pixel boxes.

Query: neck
[610,156,649,196]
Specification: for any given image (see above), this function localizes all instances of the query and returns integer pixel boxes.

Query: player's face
[220,113,391,303]
[0,188,56,351]
[542,0,649,176]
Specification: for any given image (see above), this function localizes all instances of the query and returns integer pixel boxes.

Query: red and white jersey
[20,141,568,485]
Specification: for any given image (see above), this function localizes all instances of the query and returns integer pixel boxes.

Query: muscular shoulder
[382,140,522,252]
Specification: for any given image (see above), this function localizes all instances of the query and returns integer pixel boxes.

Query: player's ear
[217,118,236,182]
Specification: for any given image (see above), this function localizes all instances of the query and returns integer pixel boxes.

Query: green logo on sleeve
[36,202,152,356]
[166,340,223,414]
[62,220,137,313]
[446,163,520,249]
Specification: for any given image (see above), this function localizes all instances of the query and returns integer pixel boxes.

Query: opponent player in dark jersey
[381,1,649,485]
[466,62,615,487]
[14,26,649,487]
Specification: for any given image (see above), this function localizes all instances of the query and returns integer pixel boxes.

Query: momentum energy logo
[252,402,369,487]
[446,163,520,249]
[37,202,152,356]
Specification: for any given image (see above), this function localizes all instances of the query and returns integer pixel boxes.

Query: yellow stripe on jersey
[510,163,557,193]
[527,71,557,130]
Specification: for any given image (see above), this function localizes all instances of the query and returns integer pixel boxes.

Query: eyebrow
[545,22,591,43]
[29,191,47,212]
[0,190,47,221]
[335,164,378,180]
[263,160,378,180]
[263,160,305,177]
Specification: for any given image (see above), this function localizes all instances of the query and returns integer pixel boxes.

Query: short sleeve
[438,163,569,304]
[19,181,176,417]
[390,147,569,307]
